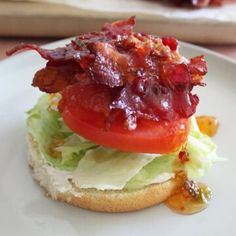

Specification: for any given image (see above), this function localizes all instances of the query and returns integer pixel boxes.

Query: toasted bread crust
[27,134,183,212]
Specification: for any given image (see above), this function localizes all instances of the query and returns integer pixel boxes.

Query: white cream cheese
[28,137,79,199]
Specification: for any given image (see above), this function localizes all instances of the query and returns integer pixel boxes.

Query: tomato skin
[59,83,190,153]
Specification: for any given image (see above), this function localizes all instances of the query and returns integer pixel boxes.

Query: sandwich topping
[7,17,206,130]
[8,17,207,154]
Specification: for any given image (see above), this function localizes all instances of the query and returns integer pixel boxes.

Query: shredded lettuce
[125,155,176,189]
[27,95,221,190]
[27,95,98,171]
[73,148,157,190]
[183,116,221,179]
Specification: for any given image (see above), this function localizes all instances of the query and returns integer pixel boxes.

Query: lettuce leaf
[125,154,176,189]
[183,116,222,179]
[27,95,98,171]
[72,148,157,190]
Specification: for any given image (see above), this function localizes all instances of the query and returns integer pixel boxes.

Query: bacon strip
[32,61,84,93]
[6,43,78,61]
[102,16,135,36]
[7,16,208,130]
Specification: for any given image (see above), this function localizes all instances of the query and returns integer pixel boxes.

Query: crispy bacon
[6,43,82,62]
[7,16,208,130]
[32,61,84,93]
[88,42,130,87]
[102,16,135,37]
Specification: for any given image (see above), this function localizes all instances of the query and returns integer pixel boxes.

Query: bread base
[27,134,184,212]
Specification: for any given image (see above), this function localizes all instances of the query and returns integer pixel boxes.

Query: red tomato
[59,83,190,154]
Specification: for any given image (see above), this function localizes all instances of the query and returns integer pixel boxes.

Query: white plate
[0,39,236,236]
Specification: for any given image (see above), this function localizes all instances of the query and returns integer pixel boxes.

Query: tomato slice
[59,83,190,154]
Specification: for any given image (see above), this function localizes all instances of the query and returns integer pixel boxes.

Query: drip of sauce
[164,116,217,214]
[196,116,219,137]
[165,179,212,215]
[46,137,64,159]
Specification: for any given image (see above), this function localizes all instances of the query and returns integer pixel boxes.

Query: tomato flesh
[59,83,190,154]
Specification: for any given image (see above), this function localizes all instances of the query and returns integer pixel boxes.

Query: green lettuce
[27,95,98,171]
[183,116,222,179]
[73,147,157,190]
[125,155,176,189]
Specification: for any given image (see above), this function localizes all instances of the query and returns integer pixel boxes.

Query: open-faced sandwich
[7,17,220,213]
